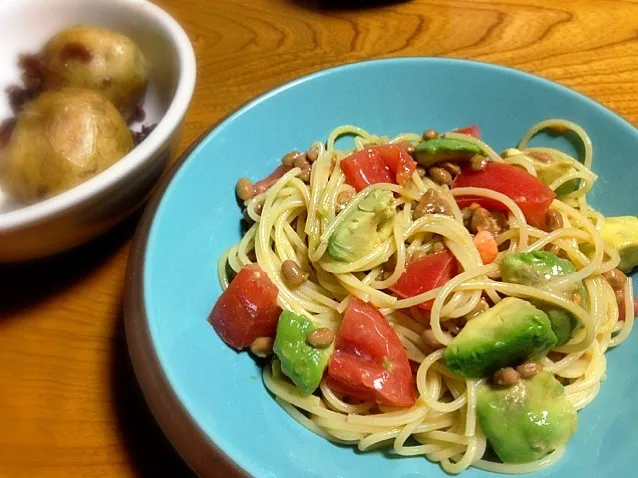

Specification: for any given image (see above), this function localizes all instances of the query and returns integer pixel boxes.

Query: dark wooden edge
[123,118,250,478]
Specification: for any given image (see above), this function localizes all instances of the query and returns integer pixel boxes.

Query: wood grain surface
[1,0,638,476]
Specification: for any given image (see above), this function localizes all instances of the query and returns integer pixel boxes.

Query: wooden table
[2,0,638,476]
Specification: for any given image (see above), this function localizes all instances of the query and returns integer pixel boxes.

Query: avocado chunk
[273,311,333,394]
[544,308,578,347]
[443,297,557,378]
[328,189,395,262]
[414,137,483,167]
[501,251,576,285]
[503,148,577,195]
[500,251,581,346]
[599,216,638,273]
[531,156,577,196]
[477,371,577,463]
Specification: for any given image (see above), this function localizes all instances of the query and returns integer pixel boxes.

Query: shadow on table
[290,0,411,10]
[0,211,140,321]
[111,312,196,478]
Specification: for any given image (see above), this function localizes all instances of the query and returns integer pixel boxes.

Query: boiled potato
[0,88,133,203]
[42,26,148,120]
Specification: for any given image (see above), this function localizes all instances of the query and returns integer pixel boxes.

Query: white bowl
[0,0,196,262]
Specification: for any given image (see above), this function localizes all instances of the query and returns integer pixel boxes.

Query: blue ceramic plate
[125,58,638,478]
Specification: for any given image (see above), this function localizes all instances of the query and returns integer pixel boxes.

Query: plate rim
[124,115,247,477]
[123,56,638,478]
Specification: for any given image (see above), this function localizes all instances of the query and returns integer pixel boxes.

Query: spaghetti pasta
[214,120,634,474]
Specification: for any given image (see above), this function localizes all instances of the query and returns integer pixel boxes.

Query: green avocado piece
[443,297,557,378]
[504,148,577,196]
[534,158,577,196]
[501,251,576,285]
[273,311,333,394]
[598,216,638,273]
[414,137,483,167]
[500,251,582,346]
[328,189,395,262]
[477,371,578,464]
[545,308,579,347]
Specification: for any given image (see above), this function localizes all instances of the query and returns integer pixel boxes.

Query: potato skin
[0,88,133,203]
[42,26,148,120]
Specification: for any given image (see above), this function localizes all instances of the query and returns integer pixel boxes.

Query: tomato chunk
[452,162,555,229]
[453,124,481,139]
[390,251,458,310]
[327,298,415,407]
[341,148,392,192]
[341,144,416,192]
[208,264,281,349]
[375,144,417,185]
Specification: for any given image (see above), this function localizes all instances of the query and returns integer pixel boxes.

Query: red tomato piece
[375,144,417,185]
[327,298,415,407]
[341,145,416,192]
[452,162,555,229]
[254,165,292,195]
[389,251,458,311]
[208,264,281,350]
[453,124,481,139]
[341,148,392,192]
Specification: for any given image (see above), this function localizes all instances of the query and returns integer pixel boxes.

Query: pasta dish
[208,120,636,473]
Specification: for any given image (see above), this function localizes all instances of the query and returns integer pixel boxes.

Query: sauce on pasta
[210,120,635,474]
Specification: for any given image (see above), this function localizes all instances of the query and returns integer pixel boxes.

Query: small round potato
[41,26,148,120]
[0,88,133,203]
